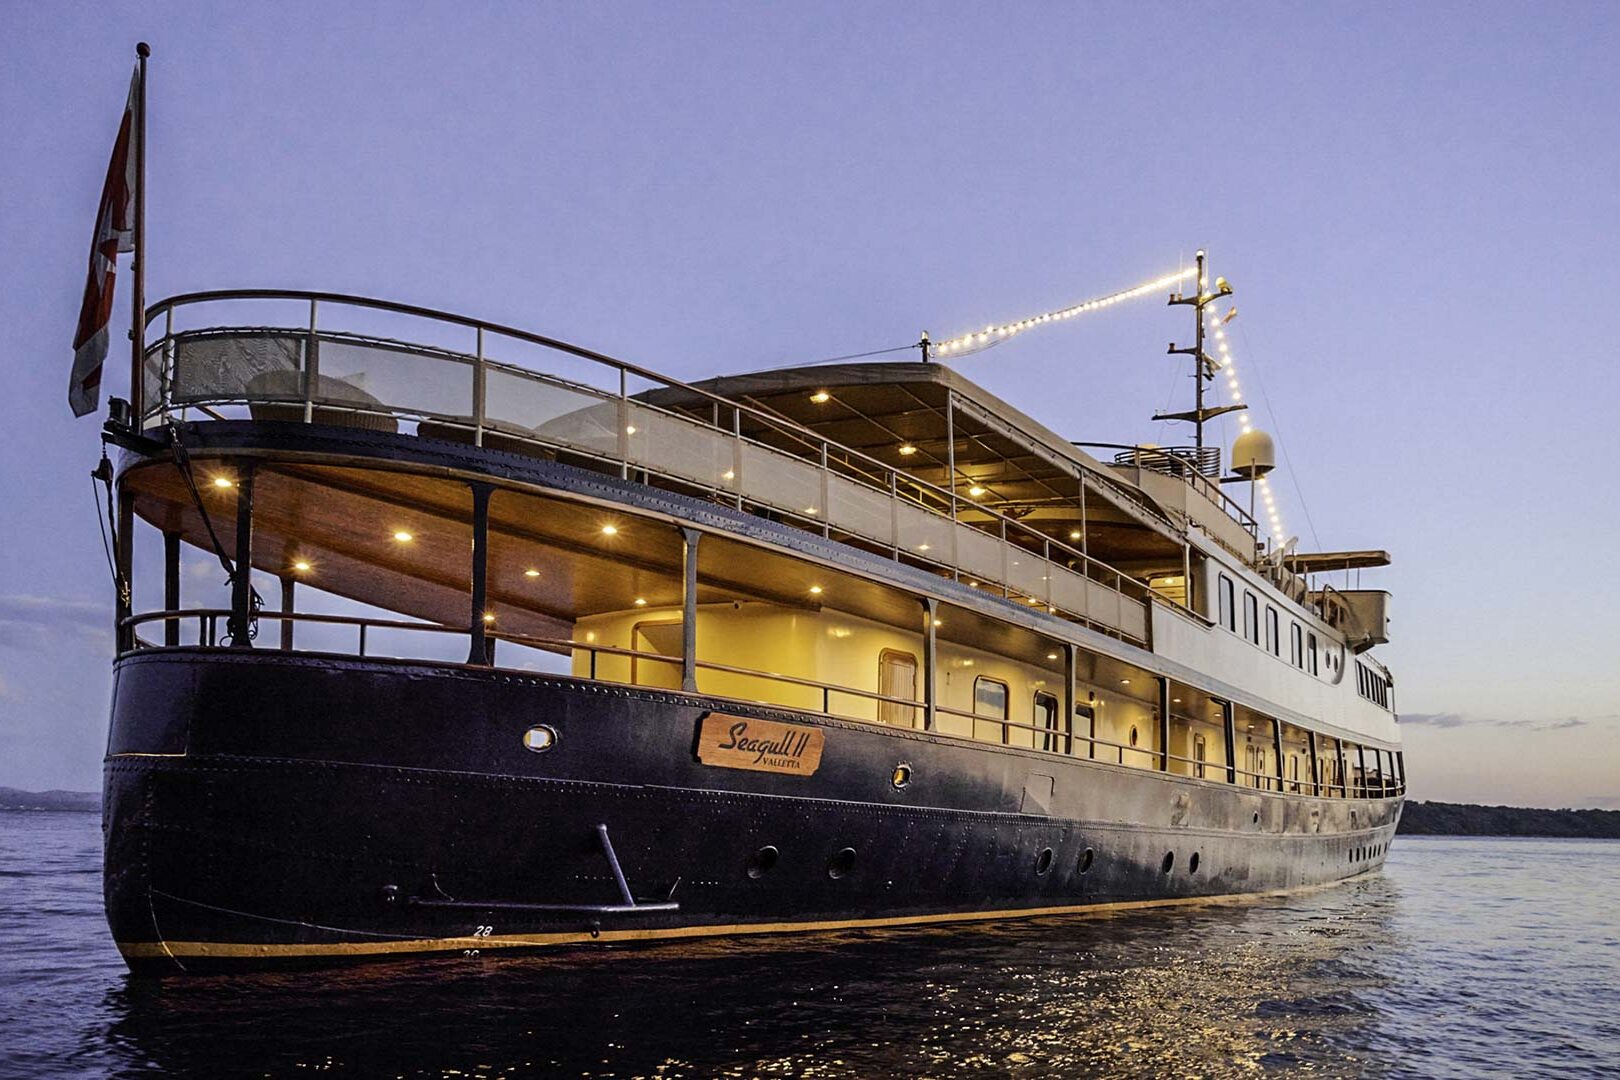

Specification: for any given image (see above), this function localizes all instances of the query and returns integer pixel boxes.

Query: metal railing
[140,291,1160,645]
[121,606,1402,799]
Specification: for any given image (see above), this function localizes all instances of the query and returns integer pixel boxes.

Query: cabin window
[1242,591,1259,644]
[1034,691,1060,753]
[974,676,1009,744]
[1193,733,1207,779]
[877,649,918,727]
[1218,575,1236,632]
[1290,623,1304,668]
[1265,607,1280,656]
[1307,633,1319,676]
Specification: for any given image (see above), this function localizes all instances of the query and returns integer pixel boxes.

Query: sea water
[0,811,1615,1078]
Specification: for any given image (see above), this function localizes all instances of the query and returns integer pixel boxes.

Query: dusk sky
[3,4,1617,807]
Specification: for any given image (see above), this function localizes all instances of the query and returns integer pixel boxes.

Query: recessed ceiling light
[722,470,735,480]
[968,485,986,498]
[1069,529,1082,541]
[292,560,311,573]
[1172,697,1182,704]
[810,391,830,404]
[393,531,413,543]
[804,507,818,515]
[625,425,637,435]
[808,585,823,595]
[932,618,943,627]
[482,612,496,623]
[600,525,618,536]
[917,543,931,551]
[634,597,647,606]
[212,476,234,489]
[524,569,540,578]
[898,444,917,456]
[1046,652,1058,660]
[1120,678,1131,685]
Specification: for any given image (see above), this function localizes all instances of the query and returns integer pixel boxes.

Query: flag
[69,64,141,418]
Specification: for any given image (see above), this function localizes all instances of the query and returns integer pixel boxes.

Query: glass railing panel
[1007,548,1049,603]
[1048,564,1091,619]
[625,402,735,490]
[314,339,473,421]
[955,523,1004,583]
[739,442,823,521]
[1117,600,1148,642]
[170,331,306,403]
[1085,578,1123,628]
[826,474,894,548]
[486,366,621,459]
[894,499,953,559]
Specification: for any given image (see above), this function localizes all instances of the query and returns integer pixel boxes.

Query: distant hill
[1400,800,1620,838]
[0,787,99,812]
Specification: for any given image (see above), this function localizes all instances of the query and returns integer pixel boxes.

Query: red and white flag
[69,65,141,418]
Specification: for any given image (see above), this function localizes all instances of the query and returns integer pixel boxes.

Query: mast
[129,42,150,421]
[1158,250,1242,464]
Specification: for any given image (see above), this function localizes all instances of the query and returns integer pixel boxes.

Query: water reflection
[96,882,1403,1078]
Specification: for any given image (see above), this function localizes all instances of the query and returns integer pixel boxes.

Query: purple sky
[3,4,1617,806]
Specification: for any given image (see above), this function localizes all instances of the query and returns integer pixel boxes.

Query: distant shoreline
[4,790,1617,838]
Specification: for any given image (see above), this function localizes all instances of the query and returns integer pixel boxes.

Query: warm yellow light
[625,425,637,435]
[932,618,943,627]
[804,506,818,515]
[633,598,647,607]
[810,391,831,404]
[482,612,496,623]
[808,585,823,595]
[898,444,917,456]
[393,531,413,543]
[1173,697,1182,704]
[1068,529,1082,541]
[292,560,311,573]
[1046,652,1058,661]
[524,568,540,578]
[722,470,735,480]
[600,524,618,536]
[1120,678,1131,685]
[212,476,234,489]
[917,543,931,552]
[968,485,986,498]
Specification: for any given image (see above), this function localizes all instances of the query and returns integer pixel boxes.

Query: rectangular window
[1290,623,1303,668]
[1193,733,1207,779]
[1034,691,1060,753]
[1243,591,1259,645]
[1265,607,1279,656]
[974,676,1009,744]
[1217,574,1236,631]
[877,649,918,727]
[1307,633,1319,676]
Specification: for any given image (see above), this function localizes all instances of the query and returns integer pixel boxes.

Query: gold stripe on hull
[118,872,1378,962]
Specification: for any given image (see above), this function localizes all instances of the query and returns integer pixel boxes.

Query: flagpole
[129,41,149,422]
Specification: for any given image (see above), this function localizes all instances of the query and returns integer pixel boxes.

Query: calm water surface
[0,812,1615,1078]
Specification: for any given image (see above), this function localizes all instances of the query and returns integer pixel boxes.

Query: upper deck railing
[140,290,1170,645]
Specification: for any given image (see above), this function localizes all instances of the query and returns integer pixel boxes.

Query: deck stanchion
[922,597,937,731]
[1356,744,1368,798]
[1335,738,1350,798]
[1307,729,1321,796]
[473,326,486,447]
[467,483,492,666]
[115,480,135,654]
[163,531,180,646]
[303,299,318,424]
[1157,677,1170,771]
[227,463,255,648]
[279,575,295,650]
[1273,717,1286,793]
[1222,700,1237,784]
[1063,644,1077,756]
[681,528,700,692]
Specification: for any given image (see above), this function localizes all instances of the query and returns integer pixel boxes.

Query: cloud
[0,593,110,651]
[1402,711,1618,732]
[1401,712,1469,728]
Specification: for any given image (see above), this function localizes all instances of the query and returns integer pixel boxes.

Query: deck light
[968,485,986,498]
[808,585,824,595]
[1120,678,1131,685]
[634,598,647,607]
[483,612,496,623]
[932,618,943,627]
[212,476,234,489]
[292,560,312,573]
[600,525,618,536]
[722,469,735,480]
[917,543,931,552]
[1046,652,1058,660]
[1068,529,1082,541]
[524,569,540,578]
[393,531,413,543]
[1173,697,1182,704]
[810,391,831,404]
[898,444,917,456]
[625,425,637,435]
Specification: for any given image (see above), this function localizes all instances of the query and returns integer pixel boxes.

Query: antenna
[1156,250,1244,452]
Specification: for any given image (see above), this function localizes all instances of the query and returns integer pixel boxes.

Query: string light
[934,267,1198,357]
[1203,300,1287,545]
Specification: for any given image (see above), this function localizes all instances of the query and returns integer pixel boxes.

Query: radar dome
[1231,429,1276,478]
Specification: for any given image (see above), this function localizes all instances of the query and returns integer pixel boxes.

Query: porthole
[891,763,912,789]
[1129,726,1139,747]
[826,847,857,880]
[521,725,558,753]
[1252,810,1261,825]
[746,845,779,879]
[1035,847,1054,875]
[1189,851,1201,873]
[1079,847,1095,874]
[1161,851,1175,874]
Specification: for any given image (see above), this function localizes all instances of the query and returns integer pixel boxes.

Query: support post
[1273,717,1286,793]
[1222,700,1236,784]
[944,389,957,521]
[466,482,491,665]
[1307,729,1321,797]
[279,575,295,650]
[1395,750,1406,794]
[921,597,937,731]
[1356,744,1368,798]
[1335,738,1350,798]
[681,527,700,692]
[115,481,135,653]
[227,463,255,648]
[1063,643,1076,756]
[1157,676,1170,772]
[162,530,180,646]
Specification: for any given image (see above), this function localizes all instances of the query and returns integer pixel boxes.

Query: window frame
[973,675,1010,744]
[1290,622,1304,668]
[877,648,919,728]
[1217,574,1236,632]
[1242,591,1259,645]
[1265,606,1280,656]
[1033,690,1061,753]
